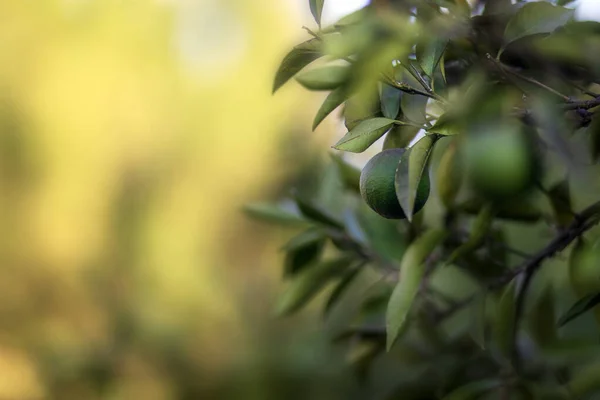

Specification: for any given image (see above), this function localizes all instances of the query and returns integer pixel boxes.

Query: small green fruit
[464,125,538,200]
[360,149,429,219]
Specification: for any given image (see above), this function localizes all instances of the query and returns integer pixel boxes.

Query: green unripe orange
[464,124,538,200]
[360,149,429,219]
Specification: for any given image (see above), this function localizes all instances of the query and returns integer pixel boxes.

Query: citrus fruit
[360,148,429,219]
[464,124,538,200]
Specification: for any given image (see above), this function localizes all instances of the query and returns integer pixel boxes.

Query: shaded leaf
[441,380,500,400]
[330,153,361,192]
[380,84,402,119]
[295,65,350,91]
[386,229,447,350]
[395,135,438,221]
[529,286,557,347]
[548,180,573,229]
[459,196,543,222]
[567,362,600,399]
[309,0,325,27]
[383,125,421,150]
[558,292,600,327]
[447,203,495,264]
[282,228,327,276]
[313,86,347,130]
[503,2,574,51]
[294,196,344,229]
[273,38,322,93]
[333,117,396,153]
[243,203,309,227]
[276,256,353,316]
[469,293,487,349]
[324,266,362,316]
[356,202,407,262]
[436,140,462,209]
[492,279,517,359]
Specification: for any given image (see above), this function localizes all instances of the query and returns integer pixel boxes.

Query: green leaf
[469,293,487,350]
[320,6,368,34]
[557,0,577,6]
[493,279,517,359]
[529,286,557,347]
[446,203,495,264]
[276,256,353,316]
[313,87,347,130]
[383,125,421,150]
[380,84,402,120]
[503,2,574,50]
[294,196,344,229]
[416,37,448,78]
[243,203,309,227]
[567,362,600,399]
[282,228,327,276]
[273,38,322,93]
[395,135,438,221]
[330,153,361,192]
[558,292,600,327]
[323,267,362,316]
[548,180,573,229]
[401,93,428,126]
[386,229,447,350]
[436,140,462,209]
[333,117,396,153]
[428,113,461,136]
[441,380,500,400]
[356,202,407,262]
[295,65,350,91]
[309,0,325,27]
[343,89,382,130]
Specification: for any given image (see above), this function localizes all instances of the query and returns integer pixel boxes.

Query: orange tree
[247,0,600,397]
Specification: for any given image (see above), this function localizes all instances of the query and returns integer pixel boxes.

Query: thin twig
[511,201,600,368]
[486,54,572,102]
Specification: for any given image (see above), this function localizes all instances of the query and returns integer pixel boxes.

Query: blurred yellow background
[0,1,349,399]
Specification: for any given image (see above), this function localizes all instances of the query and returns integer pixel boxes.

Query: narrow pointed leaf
[324,266,362,316]
[386,229,447,350]
[243,203,309,227]
[492,279,517,359]
[309,0,325,27]
[416,37,448,78]
[313,87,347,130]
[558,292,600,327]
[294,196,344,229]
[330,153,361,192]
[295,65,350,91]
[334,118,396,153]
[276,256,353,316]
[447,203,495,264]
[282,228,327,276]
[436,140,462,209]
[469,293,487,349]
[503,2,574,50]
[273,38,322,93]
[395,135,437,221]
[441,380,500,400]
[529,286,557,347]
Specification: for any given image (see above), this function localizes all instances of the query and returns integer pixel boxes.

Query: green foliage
[253,0,600,397]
